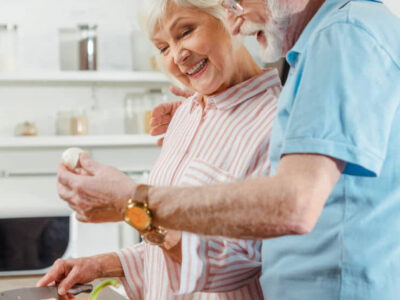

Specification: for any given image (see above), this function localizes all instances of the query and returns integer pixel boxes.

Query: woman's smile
[185,58,209,79]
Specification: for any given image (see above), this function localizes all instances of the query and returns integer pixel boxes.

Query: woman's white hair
[139,0,243,87]
[140,0,228,38]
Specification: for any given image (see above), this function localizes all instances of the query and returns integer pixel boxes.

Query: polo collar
[199,68,281,111]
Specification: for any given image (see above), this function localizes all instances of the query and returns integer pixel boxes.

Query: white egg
[62,147,85,170]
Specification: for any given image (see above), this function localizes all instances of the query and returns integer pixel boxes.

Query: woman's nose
[173,48,190,65]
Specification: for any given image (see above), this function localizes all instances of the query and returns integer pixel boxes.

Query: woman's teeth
[187,59,207,76]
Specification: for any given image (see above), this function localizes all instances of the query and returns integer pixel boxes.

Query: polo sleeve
[282,23,400,177]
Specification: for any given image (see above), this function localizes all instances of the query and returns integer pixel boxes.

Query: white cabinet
[0,72,167,268]
[0,134,161,218]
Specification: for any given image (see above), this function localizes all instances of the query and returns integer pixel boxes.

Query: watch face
[125,206,151,231]
[143,230,166,245]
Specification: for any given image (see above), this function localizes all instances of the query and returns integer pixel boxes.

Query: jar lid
[0,24,18,31]
[77,24,98,31]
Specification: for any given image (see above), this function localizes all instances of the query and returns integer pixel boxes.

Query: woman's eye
[159,46,169,54]
[181,28,193,38]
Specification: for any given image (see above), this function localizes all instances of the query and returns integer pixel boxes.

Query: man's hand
[150,86,192,146]
[57,152,136,223]
[37,253,123,296]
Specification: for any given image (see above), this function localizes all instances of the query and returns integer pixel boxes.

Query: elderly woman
[38,0,281,299]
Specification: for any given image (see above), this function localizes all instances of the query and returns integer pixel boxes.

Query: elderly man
[52,0,400,299]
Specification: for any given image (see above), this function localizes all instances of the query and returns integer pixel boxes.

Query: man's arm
[149,154,345,239]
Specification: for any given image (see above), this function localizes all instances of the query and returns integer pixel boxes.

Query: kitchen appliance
[0,170,145,277]
[0,216,69,273]
[0,284,92,300]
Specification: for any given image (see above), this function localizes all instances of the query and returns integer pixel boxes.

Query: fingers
[79,152,102,175]
[150,124,169,136]
[169,85,194,98]
[57,267,81,295]
[73,167,91,176]
[37,259,68,287]
[58,164,81,189]
[57,182,74,201]
[58,164,94,200]
[150,114,172,127]
[75,213,90,223]
[57,182,93,216]
[156,138,164,147]
[152,102,175,118]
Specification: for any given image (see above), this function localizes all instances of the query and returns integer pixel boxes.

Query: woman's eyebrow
[169,16,192,31]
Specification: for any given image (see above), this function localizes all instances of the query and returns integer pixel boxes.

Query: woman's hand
[37,257,101,296]
[57,152,136,223]
[150,86,192,146]
[37,253,123,296]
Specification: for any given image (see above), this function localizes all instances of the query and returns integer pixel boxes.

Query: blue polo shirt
[261,0,400,299]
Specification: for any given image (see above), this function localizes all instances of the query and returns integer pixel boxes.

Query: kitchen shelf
[0,71,170,85]
[0,134,159,149]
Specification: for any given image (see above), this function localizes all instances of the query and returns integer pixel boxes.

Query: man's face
[226,0,290,63]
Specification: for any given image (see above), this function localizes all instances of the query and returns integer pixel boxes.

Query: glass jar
[59,24,97,71]
[0,24,18,72]
[56,110,73,135]
[15,121,38,136]
[78,24,97,71]
[124,90,165,135]
[125,93,147,134]
[71,109,89,135]
[145,89,165,134]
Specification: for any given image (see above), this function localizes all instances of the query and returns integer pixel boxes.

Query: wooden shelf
[0,134,159,149]
[0,71,170,85]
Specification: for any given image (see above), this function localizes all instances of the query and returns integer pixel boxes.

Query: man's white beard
[259,21,287,63]
[240,0,290,63]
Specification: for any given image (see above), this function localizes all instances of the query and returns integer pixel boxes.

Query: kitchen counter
[0,276,127,299]
[0,276,40,291]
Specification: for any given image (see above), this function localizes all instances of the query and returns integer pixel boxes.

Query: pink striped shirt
[117,69,281,300]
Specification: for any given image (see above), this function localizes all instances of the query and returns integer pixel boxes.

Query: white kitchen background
[0,0,399,278]
[0,0,169,137]
[0,0,170,274]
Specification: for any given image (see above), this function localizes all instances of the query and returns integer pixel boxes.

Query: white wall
[0,0,144,71]
[386,0,400,16]
[0,0,166,138]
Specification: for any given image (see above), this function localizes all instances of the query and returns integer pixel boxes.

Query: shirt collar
[286,0,383,66]
[197,68,281,111]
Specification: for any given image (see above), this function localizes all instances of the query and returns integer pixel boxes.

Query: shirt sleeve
[116,242,146,300]
[161,233,262,294]
[282,23,400,177]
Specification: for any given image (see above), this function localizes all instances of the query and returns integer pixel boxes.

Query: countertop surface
[0,276,127,299]
[0,276,40,291]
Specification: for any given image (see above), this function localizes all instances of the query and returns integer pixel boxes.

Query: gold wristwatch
[124,184,167,245]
